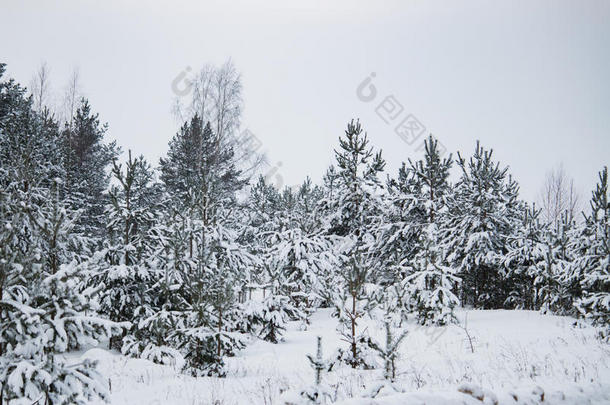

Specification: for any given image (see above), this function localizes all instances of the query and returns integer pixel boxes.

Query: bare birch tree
[538,163,581,226]
[172,60,241,141]
[212,60,242,141]
[61,67,82,129]
[172,64,215,125]
[29,61,52,112]
[172,59,265,180]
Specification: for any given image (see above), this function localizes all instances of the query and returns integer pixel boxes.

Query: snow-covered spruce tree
[61,98,120,241]
[280,336,334,405]
[443,141,521,309]
[0,66,124,403]
[573,167,609,334]
[329,119,385,369]
[88,150,158,351]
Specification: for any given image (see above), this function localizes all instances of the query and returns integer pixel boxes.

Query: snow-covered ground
[78,309,609,404]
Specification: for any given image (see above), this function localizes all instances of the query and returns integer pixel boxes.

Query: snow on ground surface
[78,309,610,404]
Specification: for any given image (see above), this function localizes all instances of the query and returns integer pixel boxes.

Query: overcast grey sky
[2,0,609,203]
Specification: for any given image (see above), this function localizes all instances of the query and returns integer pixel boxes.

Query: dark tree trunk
[217,307,223,358]
[351,293,357,363]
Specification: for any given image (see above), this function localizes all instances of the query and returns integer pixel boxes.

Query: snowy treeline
[0,63,608,404]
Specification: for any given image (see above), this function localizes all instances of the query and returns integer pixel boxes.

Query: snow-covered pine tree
[158,117,246,300]
[160,116,245,212]
[314,167,344,308]
[88,150,157,351]
[267,187,304,327]
[402,136,460,325]
[409,135,453,225]
[536,211,577,315]
[244,175,281,294]
[116,164,210,367]
[125,197,192,366]
[253,293,292,343]
[295,178,337,313]
[281,336,334,405]
[504,204,576,313]
[262,179,338,335]
[240,182,294,343]
[0,188,126,404]
[159,115,209,209]
[0,66,124,403]
[1,183,126,404]
[443,141,521,309]
[550,212,580,315]
[296,178,326,233]
[504,204,546,309]
[365,163,424,327]
[177,216,254,376]
[264,226,337,335]
[308,336,326,386]
[574,167,609,335]
[368,285,408,382]
[240,180,301,342]
[372,321,407,382]
[377,163,424,286]
[405,223,461,325]
[158,116,252,376]
[329,119,385,368]
[302,336,333,404]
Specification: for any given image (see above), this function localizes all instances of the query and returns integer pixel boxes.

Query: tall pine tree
[443,141,521,309]
[330,119,385,368]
